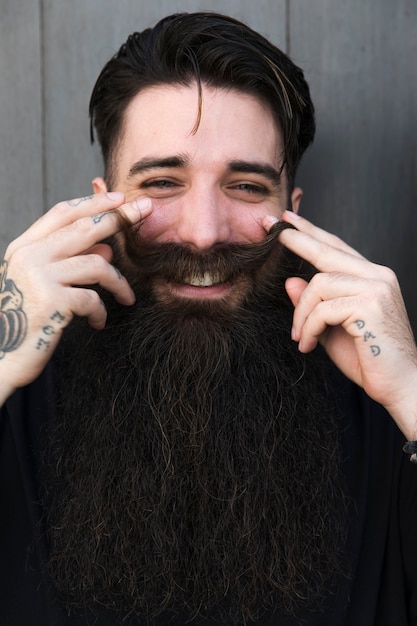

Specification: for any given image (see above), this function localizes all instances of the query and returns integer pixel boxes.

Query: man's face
[94,82,301,306]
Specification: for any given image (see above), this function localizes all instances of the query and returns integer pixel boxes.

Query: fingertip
[82,242,114,263]
[297,339,306,353]
[88,312,107,330]
[284,276,307,308]
[261,214,280,232]
[282,209,301,222]
[284,275,301,292]
[106,191,125,204]
[119,288,136,307]
[131,197,153,216]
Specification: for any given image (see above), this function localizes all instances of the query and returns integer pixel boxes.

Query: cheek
[233,220,268,243]
[135,202,278,244]
[230,208,275,243]
[136,206,177,243]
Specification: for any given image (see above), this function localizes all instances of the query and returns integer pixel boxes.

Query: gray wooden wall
[1,1,416,329]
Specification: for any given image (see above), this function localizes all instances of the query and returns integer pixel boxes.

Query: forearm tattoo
[0,260,28,358]
[355,319,381,356]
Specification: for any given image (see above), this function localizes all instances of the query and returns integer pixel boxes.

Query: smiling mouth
[163,271,236,300]
[182,272,226,288]
[152,268,254,305]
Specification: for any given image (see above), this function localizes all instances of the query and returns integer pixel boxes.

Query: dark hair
[89,12,315,188]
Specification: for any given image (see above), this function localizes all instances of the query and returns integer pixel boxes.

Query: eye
[227,181,270,201]
[236,183,267,194]
[139,178,183,197]
[141,179,176,189]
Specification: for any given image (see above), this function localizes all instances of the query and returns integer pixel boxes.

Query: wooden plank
[41,0,286,208]
[289,0,417,328]
[0,1,42,254]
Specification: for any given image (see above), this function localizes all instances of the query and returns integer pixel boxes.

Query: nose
[175,186,231,250]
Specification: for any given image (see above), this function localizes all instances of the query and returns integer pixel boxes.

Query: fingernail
[262,215,280,232]
[106,191,124,202]
[284,210,301,220]
[131,197,152,213]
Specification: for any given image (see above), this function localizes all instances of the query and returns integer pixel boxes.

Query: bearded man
[1,12,417,626]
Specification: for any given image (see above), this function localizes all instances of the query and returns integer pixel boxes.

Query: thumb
[285,276,308,307]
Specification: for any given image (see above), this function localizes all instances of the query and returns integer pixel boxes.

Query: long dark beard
[41,224,347,624]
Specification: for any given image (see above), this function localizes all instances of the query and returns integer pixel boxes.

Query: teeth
[185,272,221,287]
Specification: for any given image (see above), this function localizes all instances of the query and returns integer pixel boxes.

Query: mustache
[117,217,299,283]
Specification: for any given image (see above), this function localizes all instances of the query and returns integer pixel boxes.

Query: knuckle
[327,233,345,249]
[5,243,31,270]
[4,241,16,258]
[85,253,108,273]
[23,263,43,285]
[313,241,332,265]
[64,215,99,239]
[4,234,30,259]
[71,216,91,234]
[378,264,398,286]
[50,198,77,216]
[361,288,390,317]
[80,288,102,309]
[309,272,326,290]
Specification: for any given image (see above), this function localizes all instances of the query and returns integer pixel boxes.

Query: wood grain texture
[289,0,417,327]
[0,1,43,254]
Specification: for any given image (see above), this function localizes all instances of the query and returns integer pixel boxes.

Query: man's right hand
[0,192,152,406]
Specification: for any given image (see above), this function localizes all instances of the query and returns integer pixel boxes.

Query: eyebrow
[227,160,283,190]
[127,155,283,189]
[127,156,188,179]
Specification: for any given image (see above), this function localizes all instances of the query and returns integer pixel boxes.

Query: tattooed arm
[0,192,152,407]
[263,210,417,441]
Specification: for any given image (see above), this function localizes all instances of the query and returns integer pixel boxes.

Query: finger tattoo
[35,310,67,352]
[354,319,381,357]
[92,211,112,224]
[67,195,94,207]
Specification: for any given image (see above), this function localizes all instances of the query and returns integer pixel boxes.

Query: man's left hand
[264,210,417,440]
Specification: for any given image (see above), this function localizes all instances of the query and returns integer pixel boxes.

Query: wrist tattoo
[0,260,28,359]
[354,319,381,357]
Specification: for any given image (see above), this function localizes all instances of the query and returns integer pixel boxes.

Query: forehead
[116,83,283,177]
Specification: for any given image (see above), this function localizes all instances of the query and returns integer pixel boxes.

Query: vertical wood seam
[39,0,47,213]
[286,0,290,55]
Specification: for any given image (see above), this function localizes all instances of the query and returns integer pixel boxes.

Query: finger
[6,192,126,253]
[290,272,375,341]
[296,296,361,353]
[285,276,308,308]
[67,287,108,329]
[80,242,114,263]
[278,226,381,278]
[49,255,135,305]
[281,210,365,259]
[17,197,152,263]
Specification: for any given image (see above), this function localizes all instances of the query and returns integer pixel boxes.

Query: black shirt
[1,363,417,625]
